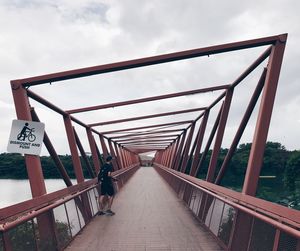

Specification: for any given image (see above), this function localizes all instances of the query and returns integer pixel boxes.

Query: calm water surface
[0,179,77,209]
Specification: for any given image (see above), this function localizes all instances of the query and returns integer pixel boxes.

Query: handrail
[112,163,140,177]
[0,178,96,221]
[154,163,300,239]
[0,165,139,232]
[0,184,96,232]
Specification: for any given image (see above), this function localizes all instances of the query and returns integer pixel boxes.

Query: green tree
[284,151,300,191]
[261,142,288,177]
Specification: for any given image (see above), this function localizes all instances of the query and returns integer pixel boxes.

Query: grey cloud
[0,0,300,153]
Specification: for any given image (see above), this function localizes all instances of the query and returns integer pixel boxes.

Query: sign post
[7,119,45,155]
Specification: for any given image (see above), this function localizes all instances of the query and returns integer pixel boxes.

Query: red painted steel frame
[8,33,292,251]
[17,34,283,86]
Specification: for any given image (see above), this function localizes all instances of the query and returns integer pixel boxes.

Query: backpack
[98,164,109,182]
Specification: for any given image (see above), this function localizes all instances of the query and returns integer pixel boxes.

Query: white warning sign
[7,120,45,155]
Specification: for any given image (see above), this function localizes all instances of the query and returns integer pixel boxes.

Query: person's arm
[108,171,118,181]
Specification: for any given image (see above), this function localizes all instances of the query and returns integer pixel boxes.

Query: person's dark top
[98,163,113,184]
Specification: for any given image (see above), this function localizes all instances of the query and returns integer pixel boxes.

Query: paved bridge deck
[66,167,223,251]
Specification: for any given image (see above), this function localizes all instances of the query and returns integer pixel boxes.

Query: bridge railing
[0,164,139,251]
[154,163,300,251]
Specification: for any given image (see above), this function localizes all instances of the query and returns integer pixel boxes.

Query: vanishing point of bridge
[0,34,299,251]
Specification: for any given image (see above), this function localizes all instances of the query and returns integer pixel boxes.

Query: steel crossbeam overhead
[17,34,284,86]
[125,147,169,151]
[126,145,168,149]
[124,143,171,147]
[115,135,179,143]
[88,107,206,127]
[125,143,169,147]
[100,120,193,134]
[117,141,176,146]
[120,139,174,144]
[116,139,174,146]
[109,129,185,140]
[107,129,185,137]
[66,85,229,114]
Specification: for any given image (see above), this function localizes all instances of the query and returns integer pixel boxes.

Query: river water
[0,179,77,209]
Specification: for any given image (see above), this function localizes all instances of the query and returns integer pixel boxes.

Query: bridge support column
[99,135,109,160]
[87,128,100,174]
[11,81,58,250]
[64,116,85,182]
[181,123,195,173]
[107,140,119,170]
[243,35,287,196]
[206,89,233,182]
[170,138,180,169]
[74,128,95,178]
[195,103,222,177]
[173,131,187,171]
[64,115,92,222]
[190,110,209,176]
[115,143,124,169]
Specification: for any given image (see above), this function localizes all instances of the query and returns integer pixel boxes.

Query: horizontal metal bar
[89,107,206,127]
[126,146,167,150]
[16,34,286,86]
[121,139,174,144]
[154,164,300,238]
[0,185,95,231]
[0,179,95,220]
[124,147,166,153]
[100,120,193,134]
[116,135,179,143]
[0,165,139,231]
[109,129,184,139]
[123,143,171,147]
[67,85,229,114]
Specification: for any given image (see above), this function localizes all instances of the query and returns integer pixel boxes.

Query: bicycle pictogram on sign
[17,123,36,142]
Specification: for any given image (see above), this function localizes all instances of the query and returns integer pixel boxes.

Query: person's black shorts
[100,182,115,196]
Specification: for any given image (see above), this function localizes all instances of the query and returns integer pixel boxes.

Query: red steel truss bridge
[1,33,299,251]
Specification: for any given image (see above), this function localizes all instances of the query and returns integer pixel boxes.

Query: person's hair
[106,156,113,162]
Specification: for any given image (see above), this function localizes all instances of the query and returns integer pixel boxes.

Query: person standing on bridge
[97,155,117,216]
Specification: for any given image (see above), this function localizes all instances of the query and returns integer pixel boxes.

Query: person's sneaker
[104,209,115,216]
[97,211,105,216]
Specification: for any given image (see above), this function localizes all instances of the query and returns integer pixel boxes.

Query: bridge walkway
[66,166,223,251]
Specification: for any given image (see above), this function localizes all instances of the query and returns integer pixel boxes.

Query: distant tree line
[0,153,94,179]
[0,141,299,209]
[185,142,300,210]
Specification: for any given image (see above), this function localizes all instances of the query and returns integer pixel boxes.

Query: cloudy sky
[0,0,299,156]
